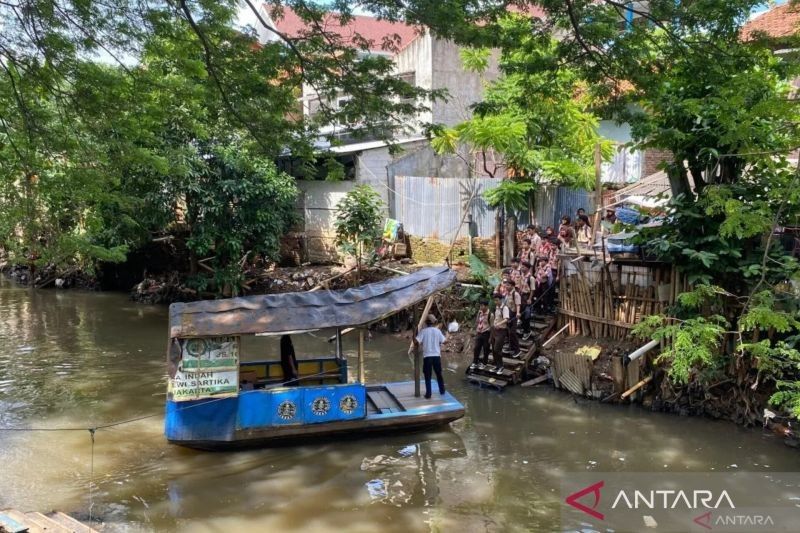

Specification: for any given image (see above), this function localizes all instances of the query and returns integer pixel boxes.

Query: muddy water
[1,278,798,532]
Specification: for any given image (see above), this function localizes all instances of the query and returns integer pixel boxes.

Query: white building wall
[430,39,500,127]
[393,33,434,134]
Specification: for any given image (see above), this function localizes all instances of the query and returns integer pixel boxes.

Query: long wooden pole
[412,305,421,397]
[593,143,603,242]
[621,375,653,400]
[358,329,366,383]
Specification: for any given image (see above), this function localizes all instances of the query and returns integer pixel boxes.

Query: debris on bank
[539,335,798,448]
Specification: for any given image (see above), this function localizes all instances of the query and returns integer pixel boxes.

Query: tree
[0,1,434,288]
[360,0,800,421]
[334,185,385,282]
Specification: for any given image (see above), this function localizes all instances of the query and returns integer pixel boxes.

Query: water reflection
[1,277,799,532]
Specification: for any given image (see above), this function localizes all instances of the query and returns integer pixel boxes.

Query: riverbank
[3,256,797,449]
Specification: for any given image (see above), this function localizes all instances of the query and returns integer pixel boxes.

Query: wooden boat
[164,266,465,450]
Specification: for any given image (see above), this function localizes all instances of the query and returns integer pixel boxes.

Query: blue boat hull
[165,381,465,451]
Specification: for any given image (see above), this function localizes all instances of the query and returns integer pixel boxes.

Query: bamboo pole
[412,296,436,397]
[621,375,653,400]
[358,329,366,383]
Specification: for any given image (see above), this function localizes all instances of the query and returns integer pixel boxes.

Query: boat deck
[0,509,97,533]
[366,381,456,415]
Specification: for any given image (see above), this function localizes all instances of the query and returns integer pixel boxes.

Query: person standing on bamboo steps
[492,294,510,366]
[414,314,447,399]
[472,300,492,366]
[503,279,522,357]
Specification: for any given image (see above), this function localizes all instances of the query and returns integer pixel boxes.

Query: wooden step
[469,367,514,379]
[467,373,508,390]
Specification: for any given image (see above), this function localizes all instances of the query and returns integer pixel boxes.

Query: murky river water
[1,278,798,532]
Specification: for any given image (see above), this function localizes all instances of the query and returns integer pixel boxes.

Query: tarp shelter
[169,266,457,338]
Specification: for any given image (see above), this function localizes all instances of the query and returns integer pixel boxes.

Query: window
[396,71,416,106]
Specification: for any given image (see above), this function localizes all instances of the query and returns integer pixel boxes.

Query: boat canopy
[169,266,457,338]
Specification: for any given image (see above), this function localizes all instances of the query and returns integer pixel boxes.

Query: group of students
[471,210,597,368]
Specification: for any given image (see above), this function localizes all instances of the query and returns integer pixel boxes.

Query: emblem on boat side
[311,397,331,416]
[277,400,297,420]
[339,395,358,414]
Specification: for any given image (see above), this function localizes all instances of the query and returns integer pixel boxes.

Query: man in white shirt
[414,314,447,399]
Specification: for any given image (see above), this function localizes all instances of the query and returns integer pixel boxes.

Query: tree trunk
[504,214,517,266]
[495,208,502,268]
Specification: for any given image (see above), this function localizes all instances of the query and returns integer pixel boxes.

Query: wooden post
[495,208,502,268]
[335,328,343,360]
[611,353,625,394]
[412,305,421,397]
[358,329,366,383]
[594,143,603,235]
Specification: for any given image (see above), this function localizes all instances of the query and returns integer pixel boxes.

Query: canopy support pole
[335,328,343,361]
[413,306,421,397]
[358,329,366,383]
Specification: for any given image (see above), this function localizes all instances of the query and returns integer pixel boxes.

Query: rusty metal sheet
[169,267,456,338]
[552,351,593,395]
[559,369,584,395]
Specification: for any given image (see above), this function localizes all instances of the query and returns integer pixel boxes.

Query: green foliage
[483,180,535,212]
[0,1,436,288]
[432,14,612,191]
[334,185,385,271]
[462,254,500,310]
[633,315,728,384]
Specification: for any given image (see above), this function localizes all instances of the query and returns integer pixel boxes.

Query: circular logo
[185,338,207,357]
[311,397,331,416]
[277,400,297,420]
[339,395,358,414]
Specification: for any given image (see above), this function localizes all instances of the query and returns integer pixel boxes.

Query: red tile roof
[742,2,800,41]
[266,5,419,52]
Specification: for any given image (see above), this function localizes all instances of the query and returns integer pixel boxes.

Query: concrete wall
[387,144,470,179]
[353,140,429,207]
[394,33,434,134]
[295,180,355,263]
[431,39,500,127]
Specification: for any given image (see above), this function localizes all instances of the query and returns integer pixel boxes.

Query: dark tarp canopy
[169,266,457,338]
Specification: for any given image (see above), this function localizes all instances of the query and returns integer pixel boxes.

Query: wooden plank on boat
[367,390,403,413]
[0,511,28,533]
[20,514,60,533]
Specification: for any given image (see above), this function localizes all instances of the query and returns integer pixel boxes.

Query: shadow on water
[1,277,798,532]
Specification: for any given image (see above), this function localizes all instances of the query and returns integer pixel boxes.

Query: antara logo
[565,481,736,521]
[565,481,605,520]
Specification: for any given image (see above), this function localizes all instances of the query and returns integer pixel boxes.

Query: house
[247,5,505,203]
[742,2,800,94]
[236,4,647,262]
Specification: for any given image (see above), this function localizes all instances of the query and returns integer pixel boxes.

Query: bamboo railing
[558,257,690,340]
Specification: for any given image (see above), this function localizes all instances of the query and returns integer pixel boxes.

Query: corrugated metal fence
[390,176,596,241]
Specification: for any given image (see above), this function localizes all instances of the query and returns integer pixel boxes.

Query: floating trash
[366,479,387,500]
[397,445,416,457]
